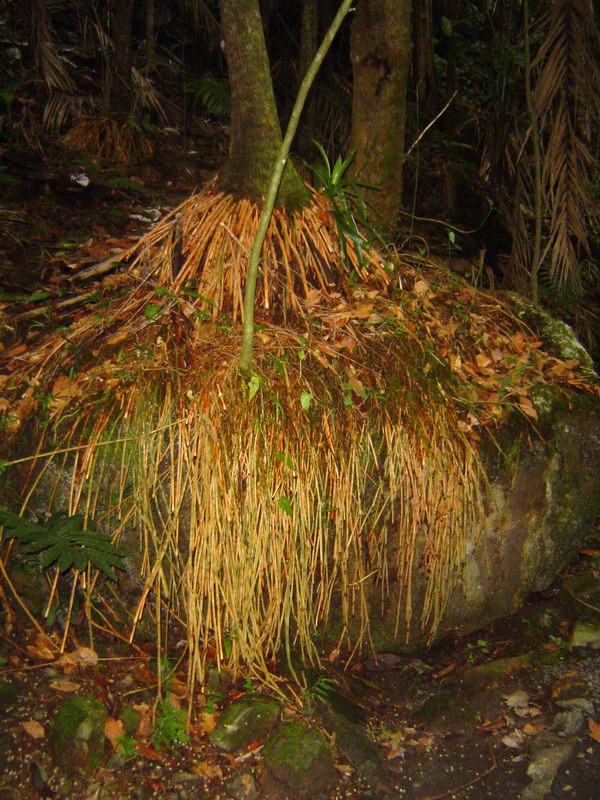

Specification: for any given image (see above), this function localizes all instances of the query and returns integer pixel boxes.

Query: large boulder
[345,342,600,651]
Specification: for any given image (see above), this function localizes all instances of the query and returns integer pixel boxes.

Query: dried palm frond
[531,0,600,290]
[132,68,170,126]
[31,0,76,95]
[504,125,535,295]
[63,116,153,162]
[42,92,94,134]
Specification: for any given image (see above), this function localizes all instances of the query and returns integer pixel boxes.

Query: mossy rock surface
[506,293,596,375]
[322,709,388,792]
[262,723,337,799]
[49,694,107,775]
[352,385,600,652]
[209,695,280,753]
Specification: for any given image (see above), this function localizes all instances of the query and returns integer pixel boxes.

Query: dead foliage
[0,186,597,696]
[63,116,154,162]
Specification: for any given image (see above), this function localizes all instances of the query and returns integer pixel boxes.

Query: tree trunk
[109,0,134,116]
[349,0,412,237]
[297,0,319,160]
[217,0,309,209]
[145,0,155,66]
[413,0,436,115]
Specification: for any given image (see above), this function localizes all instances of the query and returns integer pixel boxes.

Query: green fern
[185,73,231,119]
[0,509,125,580]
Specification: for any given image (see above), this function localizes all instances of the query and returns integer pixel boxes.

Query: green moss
[49,695,107,774]
[530,383,567,423]
[209,696,281,752]
[119,705,141,737]
[263,723,336,797]
[505,293,597,377]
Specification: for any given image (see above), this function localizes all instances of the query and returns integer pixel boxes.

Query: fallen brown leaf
[21,720,45,739]
[523,721,545,736]
[192,759,223,779]
[588,717,600,743]
[136,742,164,761]
[105,717,125,748]
[49,679,81,692]
[26,632,57,661]
[56,646,99,668]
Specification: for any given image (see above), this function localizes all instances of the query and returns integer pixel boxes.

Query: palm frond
[132,68,170,126]
[42,92,94,133]
[31,0,76,94]
[63,116,153,162]
[532,0,600,290]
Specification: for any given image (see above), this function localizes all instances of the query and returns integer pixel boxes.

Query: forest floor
[1,131,599,800]
[0,546,599,800]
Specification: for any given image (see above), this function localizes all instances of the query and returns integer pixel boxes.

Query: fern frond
[186,73,231,119]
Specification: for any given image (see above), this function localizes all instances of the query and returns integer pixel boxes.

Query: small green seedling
[466,638,489,665]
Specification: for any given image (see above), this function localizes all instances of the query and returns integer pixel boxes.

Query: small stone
[569,619,600,649]
[552,708,585,737]
[329,712,390,795]
[551,673,592,713]
[521,734,574,800]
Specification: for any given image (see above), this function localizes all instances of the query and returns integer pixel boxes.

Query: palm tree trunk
[217,0,309,209]
[109,0,134,116]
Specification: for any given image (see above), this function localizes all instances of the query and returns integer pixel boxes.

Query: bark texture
[109,0,134,116]
[413,0,436,114]
[298,0,319,160]
[350,0,412,236]
[218,0,309,208]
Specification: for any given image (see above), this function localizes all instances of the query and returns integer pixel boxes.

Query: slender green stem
[239,0,355,379]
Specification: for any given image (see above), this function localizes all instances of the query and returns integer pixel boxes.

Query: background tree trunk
[218,0,309,208]
[413,0,436,115]
[109,0,134,116]
[145,0,155,66]
[298,0,319,159]
[349,0,412,237]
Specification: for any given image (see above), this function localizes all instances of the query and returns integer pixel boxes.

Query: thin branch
[406,91,458,157]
